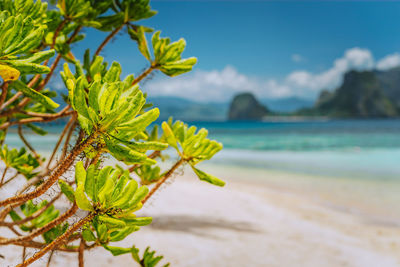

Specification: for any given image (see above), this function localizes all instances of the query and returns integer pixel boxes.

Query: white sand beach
[2,164,400,267]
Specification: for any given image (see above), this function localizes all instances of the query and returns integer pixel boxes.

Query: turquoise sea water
[193,119,400,180]
[5,119,400,180]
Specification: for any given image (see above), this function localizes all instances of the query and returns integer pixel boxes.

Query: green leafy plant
[0,0,224,266]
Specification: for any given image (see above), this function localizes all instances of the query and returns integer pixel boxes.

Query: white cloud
[146,66,267,102]
[376,53,400,71]
[291,54,304,63]
[286,47,374,91]
[145,47,400,102]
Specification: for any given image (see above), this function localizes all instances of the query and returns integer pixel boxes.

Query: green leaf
[75,184,93,211]
[97,224,108,243]
[82,229,97,242]
[128,26,151,61]
[75,161,86,187]
[103,245,133,256]
[121,216,152,226]
[85,165,96,200]
[105,140,149,165]
[26,123,48,136]
[112,180,138,209]
[98,215,126,228]
[161,122,178,150]
[58,180,75,202]
[124,186,149,209]
[109,226,139,242]
[11,80,59,109]
[72,76,90,119]
[190,166,225,187]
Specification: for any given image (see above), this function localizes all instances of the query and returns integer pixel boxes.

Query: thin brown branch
[0,191,63,227]
[1,172,19,187]
[21,105,71,118]
[0,202,78,245]
[18,125,42,164]
[142,158,184,204]
[95,25,124,56]
[0,109,74,130]
[18,212,95,267]
[132,64,157,86]
[78,237,85,267]
[0,82,9,110]
[52,19,68,49]
[0,132,97,207]
[47,114,75,170]
[22,247,26,263]
[0,166,8,185]
[46,250,55,267]
[61,119,78,161]
[12,240,79,252]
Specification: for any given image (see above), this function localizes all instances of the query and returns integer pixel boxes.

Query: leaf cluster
[0,145,40,178]
[161,119,225,186]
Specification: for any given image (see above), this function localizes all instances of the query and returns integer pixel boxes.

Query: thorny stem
[142,158,185,204]
[18,213,96,267]
[0,132,97,207]
[95,25,124,56]
[0,202,78,245]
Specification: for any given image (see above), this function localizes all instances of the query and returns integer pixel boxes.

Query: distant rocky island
[228,67,400,120]
[228,93,270,120]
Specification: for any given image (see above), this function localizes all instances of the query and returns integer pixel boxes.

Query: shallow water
[6,119,400,179]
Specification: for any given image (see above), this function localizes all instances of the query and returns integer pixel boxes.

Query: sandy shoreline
[2,164,400,266]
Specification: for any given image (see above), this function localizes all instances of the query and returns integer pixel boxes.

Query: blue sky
[76,1,400,102]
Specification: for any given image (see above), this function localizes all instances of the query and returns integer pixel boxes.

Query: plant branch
[0,191,63,227]
[95,25,124,56]
[47,113,75,170]
[11,240,79,252]
[46,250,55,267]
[61,119,78,161]
[0,167,8,185]
[0,109,74,130]
[78,237,85,267]
[0,171,19,187]
[18,125,42,164]
[17,212,95,267]
[0,202,77,245]
[0,82,9,110]
[142,158,184,204]
[132,63,157,86]
[0,132,97,207]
